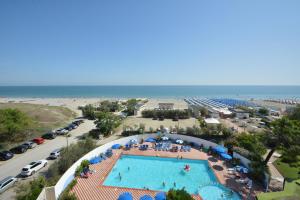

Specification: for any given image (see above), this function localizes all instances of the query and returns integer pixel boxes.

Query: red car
[32,137,45,145]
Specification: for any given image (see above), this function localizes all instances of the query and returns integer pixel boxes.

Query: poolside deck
[71,143,262,200]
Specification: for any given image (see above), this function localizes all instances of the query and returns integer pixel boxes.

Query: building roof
[204,118,220,124]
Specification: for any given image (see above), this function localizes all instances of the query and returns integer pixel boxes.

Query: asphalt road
[0,119,96,200]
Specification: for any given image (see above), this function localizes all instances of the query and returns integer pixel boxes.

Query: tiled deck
[72,143,262,200]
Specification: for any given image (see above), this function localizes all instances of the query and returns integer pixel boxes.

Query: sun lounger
[236,177,250,184]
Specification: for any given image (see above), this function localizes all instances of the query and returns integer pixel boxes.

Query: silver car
[0,176,17,193]
[49,149,61,159]
[22,141,37,149]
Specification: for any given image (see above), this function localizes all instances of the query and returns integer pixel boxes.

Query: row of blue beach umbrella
[118,192,166,200]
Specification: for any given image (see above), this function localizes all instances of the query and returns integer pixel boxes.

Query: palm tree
[264,117,297,164]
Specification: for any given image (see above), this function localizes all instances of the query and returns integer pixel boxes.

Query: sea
[0,86,299,99]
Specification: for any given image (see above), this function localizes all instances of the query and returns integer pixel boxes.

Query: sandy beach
[0,97,189,116]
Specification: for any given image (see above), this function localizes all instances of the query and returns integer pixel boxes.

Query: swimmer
[174,182,176,187]
[180,156,183,159]
[128,166,130,171]
[163,181,166,187]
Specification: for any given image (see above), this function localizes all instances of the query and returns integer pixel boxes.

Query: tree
[288,105,300,121]
[199,107,209,117]
[249,153,269,182]
[236,133,267,156]
[258,107,269,116]
[99,101,120,112]
[81,104,96,119]
[95,112,121,137]
[264,117,300,164]
[125,99,138,116]
[0,108,32,142]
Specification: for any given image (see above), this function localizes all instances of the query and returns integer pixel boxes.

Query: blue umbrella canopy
[235,165,249,173]
[145,138,156,143]
[140,195,153,200]
[213,145,227,153]
[118,192,133,200]
[112,144,121,149]
[220,153,232,160]
[155,192,166,200]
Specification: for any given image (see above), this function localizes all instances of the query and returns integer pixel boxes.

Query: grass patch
[0,103,76,149]
[274,159,300,180]
[257,179,300,200]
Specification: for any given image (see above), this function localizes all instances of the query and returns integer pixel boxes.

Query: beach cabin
[234,109,250,119]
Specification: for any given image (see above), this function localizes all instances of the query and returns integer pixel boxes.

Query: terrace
[71,141,263,200]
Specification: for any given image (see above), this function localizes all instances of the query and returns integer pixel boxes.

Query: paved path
[264,151,284,191]
[0,119,96,200]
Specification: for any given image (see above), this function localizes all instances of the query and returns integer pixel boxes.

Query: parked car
[10,145,28,154]
[49,149,61,159]
[0,176,17,193]
[158,116,165,121]
[42,132,57,140]
[22,141,37,149]
[64,126,73,131]
[32,137,45,145]
[72,119,84,126]
[69,124,78,129]
[0,151,14,161]
[21,160,48,177]
[56,128,69,135]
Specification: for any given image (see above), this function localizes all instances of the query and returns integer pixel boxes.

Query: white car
[21,160,48,177]
[0,176,17,193]
[56,128,69,135]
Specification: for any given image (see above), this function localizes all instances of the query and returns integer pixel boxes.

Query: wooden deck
[71,143,262,200]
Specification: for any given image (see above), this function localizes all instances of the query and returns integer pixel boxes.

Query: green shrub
[142,109,191,119]
[59,180,78,200]
[75,160,90,176]
[16,176,47,200]
[167,189,193,200]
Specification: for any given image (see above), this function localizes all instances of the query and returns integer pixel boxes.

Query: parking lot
[0,119,96,199]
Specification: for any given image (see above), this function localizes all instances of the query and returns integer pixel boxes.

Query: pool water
[103,155,241,199]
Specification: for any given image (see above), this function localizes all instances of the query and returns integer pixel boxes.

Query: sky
[0,0,299,86]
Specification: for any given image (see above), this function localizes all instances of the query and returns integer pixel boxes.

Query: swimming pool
[103,155,241,200]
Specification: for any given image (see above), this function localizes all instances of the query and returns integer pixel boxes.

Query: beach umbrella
[112,144,121,149]
[235,165,249,173]
[176,139,184,144]
[145,138,156,143]
[220,153,232,160]
[118,192,133,200]
[155,192,166,200]
[89,157,101,164]
[212,146,227,154]
[140,195,153,200]
[161,136,169,141]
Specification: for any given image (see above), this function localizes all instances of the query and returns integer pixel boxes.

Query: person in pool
[163,181,166,187]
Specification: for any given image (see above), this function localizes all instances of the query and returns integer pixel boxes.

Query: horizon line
[0,84,300,87]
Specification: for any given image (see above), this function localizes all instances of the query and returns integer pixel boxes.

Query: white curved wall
[54,133,250,199]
